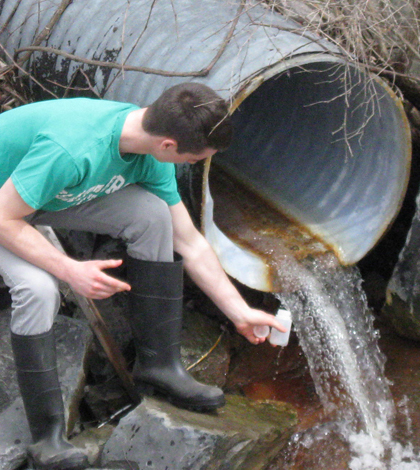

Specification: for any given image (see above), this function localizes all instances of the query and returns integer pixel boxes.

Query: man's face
[154,142,217,164]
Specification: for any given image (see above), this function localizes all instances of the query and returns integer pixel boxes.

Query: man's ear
[160,138,178,151]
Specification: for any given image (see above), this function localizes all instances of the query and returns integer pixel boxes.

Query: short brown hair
[143,82,232,154]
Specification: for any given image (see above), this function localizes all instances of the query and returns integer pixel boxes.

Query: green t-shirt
[0,98,181,211]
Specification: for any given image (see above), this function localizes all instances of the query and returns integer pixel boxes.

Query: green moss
[382,293,420,341]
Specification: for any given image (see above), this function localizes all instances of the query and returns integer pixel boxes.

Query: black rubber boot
[11,330,89,470]
[126,253,225,412]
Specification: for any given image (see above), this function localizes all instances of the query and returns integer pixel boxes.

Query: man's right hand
[63,258,131,299]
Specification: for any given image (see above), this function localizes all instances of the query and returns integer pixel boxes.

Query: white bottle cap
[253,325,270,338]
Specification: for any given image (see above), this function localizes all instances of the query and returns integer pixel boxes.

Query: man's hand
[0,178,131,299]
[63,258,131,299]
[233,306,287,345]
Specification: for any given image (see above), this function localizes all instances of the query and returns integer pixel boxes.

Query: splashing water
[208,166,420,467]
[272,249,420,469]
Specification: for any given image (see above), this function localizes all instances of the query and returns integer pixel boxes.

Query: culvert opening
[206,60,411,292]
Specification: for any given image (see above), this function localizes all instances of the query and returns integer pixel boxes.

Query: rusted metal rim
[201,55,411,292]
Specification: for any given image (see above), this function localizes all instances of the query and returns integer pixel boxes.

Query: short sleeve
[137,157,181,206]
[11,135,79,210]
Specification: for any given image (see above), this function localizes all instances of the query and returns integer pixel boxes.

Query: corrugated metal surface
[0,0,335,103]
[0,0,412,292]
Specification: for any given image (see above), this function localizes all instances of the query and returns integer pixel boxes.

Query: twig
[15,0,244,80]
[186,331,224,371]
[15,45,210,77]
[103,0,159,93]
[16,0,73,67]
[0,0,23,37]
[393,29,420,63]
[200,2,245,75]
[46,66,102,99]
[0,43,58,98]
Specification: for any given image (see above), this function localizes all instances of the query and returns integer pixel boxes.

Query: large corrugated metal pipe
[0,0,412,293]
[203,58,411,292]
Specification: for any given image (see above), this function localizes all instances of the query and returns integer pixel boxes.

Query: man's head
[142,82,232,155]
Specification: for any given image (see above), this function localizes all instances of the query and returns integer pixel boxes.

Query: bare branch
[16,0,73,67]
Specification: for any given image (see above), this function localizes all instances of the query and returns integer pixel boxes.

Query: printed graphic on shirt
[55,175,127,206]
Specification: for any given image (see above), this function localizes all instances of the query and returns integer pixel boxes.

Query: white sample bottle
[269,308,292,346]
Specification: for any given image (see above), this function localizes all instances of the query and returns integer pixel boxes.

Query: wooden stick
[186,331,224,371]
[36,225,139,404]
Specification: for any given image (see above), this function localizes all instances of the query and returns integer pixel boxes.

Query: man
[0,82,285,469]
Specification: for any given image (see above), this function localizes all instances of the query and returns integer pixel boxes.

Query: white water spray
[272,248,420,469]
[208,165,419,467]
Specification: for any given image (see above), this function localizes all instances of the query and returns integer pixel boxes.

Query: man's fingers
[97,258,124,269]
[100,272,131,292]
[92,259,131,292]
[270,319,287,333]
[254,311,288,333]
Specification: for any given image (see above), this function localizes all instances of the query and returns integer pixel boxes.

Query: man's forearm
[0,218,73,281]
[171,200,287,344]
[181,236,249,323]
[0,218,131,299]
[0,178,130,299]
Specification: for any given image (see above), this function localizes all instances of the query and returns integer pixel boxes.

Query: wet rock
[228,335,323,432]
[70,424,116,467]
[383,196,420,340]
[181,305,230,388]
[268,423,352,470]
[0,310,93,470]
[101,395,297,470]
[84,378,132,424]
[262,322,420,470]
[379,324,420,450]
[225,332,306,392]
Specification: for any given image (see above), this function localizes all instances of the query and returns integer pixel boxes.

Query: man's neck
[119,108,153,155]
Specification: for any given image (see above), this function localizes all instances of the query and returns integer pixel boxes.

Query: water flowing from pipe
[209,166,420,468]
[274,251,420,468]
[275,253,392,435]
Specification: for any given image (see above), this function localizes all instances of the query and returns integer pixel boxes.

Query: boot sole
[28,454,88,470]
[135,380,226,412]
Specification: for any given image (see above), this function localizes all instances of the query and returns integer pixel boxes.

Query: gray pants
[0,185,174,335]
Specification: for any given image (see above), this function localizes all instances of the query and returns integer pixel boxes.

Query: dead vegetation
[263,0,420,134]
[265,0,419,73]
[0,0,420,114]
[0,57,30,111]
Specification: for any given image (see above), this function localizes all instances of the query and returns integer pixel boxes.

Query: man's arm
[169,201,286,344]
[0,178,131,299]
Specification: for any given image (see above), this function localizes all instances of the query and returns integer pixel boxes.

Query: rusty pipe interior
[201,59,411,292]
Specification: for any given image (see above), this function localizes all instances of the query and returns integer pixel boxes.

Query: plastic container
[252,308,292,345]
[269,308,292,346]
[253,325,270,338]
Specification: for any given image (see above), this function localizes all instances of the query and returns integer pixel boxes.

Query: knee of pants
[124,194,174,261]
[10,272,60,335]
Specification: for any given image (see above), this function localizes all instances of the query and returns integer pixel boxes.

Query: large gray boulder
[384,191,420,340]
[101,395,297,470]
[0,309,93,470]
